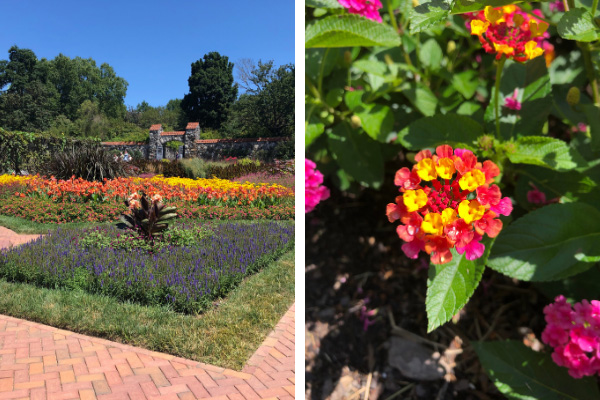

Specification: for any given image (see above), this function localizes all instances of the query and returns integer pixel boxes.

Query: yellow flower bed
[149,175,291,193]
[0,174,34,185]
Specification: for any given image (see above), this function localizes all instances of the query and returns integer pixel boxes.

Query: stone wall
[101,123,291,161]
[194,137,290,160]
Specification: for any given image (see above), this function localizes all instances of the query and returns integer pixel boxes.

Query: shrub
[162,160,186,178]
[42,144,128,181]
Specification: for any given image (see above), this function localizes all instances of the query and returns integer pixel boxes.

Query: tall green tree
[181,52,238,130]
[0,46,58,131]
[228,60,294,137]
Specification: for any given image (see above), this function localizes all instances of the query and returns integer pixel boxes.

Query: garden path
[0,227,295,400]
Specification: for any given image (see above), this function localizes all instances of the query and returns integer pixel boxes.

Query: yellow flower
[524,41,544,60]
[435,158,456,180]
[421,213,444,235]
[529,20,549,37]
[471,20,490,36]
[459,169,486,191]
[485,6,504,24]
[458,200,485,224]
[441,208,458,226]
[493,43,515,57]
[416,158,437,181]
[403,189,427,212]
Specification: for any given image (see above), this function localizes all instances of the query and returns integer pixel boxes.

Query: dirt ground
[305,160,550,400]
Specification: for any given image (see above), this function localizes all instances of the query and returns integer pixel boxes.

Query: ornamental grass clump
[387,145,512,265]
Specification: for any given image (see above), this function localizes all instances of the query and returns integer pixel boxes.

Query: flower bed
[0,221,294,313]
[0,174,294,222]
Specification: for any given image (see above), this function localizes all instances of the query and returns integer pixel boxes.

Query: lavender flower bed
[0,221,293,313]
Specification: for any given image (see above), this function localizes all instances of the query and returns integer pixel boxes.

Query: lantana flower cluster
[542,296,600,378]
[305,159,330,213]
[466,5,554,64]
[337,0,382,22]
[387,145,512,265]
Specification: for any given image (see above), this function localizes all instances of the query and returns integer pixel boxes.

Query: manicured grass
[0,250,294,370]
[0,214,110,234]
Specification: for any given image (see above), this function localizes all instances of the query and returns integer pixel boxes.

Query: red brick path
[0,227,295,399]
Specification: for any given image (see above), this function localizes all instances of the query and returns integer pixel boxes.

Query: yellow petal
[524,41,543,60]
[470,20,490,36]
[484,6,504,24]
[529,20,549,37]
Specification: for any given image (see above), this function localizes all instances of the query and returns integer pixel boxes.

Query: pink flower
[549,0,565,12]
[456,233,485,260]
[489,197,513,216]
[527,185,546,204]
[504,89,522,111]
[305,158,330,213]
[542,296,600,378]
[338,0,383,22]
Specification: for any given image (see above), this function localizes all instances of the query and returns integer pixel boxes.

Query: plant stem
[582,42,600,105]
[593,0,599,16]
[494,57,506,140]
[387,0,399,32]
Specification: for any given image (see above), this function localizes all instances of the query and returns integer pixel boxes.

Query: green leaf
[355,104,395,142]
[558,8,600,42]
[451,0,525,14]
[344,90,366,111]
[327,122,384,187]
[474,341,600,400]
[397,114,483,150]
[487,203,600,281]
[306,119,325,147]
[400,82,438,116]
[452,70,479,100]
[506,136,588,171]
[305,0,343,8]
[306,15,401,48]
[426,242,491,332]
[419,39,443,71]
[409,0,452,34]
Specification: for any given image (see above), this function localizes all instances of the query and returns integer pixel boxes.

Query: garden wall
[101,123,291,161]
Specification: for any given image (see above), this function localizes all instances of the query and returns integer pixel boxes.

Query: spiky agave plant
[120,193,177,240]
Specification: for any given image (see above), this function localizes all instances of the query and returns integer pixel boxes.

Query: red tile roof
[101,142,146,145]
[149,124,162,131]
[186,122,199,129]
[195,137,290,144]
[160,131,185,136]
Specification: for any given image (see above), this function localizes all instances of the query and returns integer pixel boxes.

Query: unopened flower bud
[566,87,580,106]
[350,115,362,128]
[478,135,494,151]
[344,50,352,65]
[447,40,456,55]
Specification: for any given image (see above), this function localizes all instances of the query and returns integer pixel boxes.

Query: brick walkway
[0,227,295,399]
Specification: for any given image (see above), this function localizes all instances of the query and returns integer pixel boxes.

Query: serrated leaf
[409,0,452,34]
[426,243,490,332]
[488,203,600,281]
[451,0,525,14]
[344,90,366,111]
[558,8,600,42]
[473,341,600,400]
[306,0,343,8]
[506,136,587,171]
[355,104,394,142]
[397,114,483,150]
[327,122,384,188]
[306,15,401,48]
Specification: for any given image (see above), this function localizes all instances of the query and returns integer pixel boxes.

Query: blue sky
[0,0,295,108]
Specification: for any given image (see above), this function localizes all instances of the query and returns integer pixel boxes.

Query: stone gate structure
[101,123,291,161]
